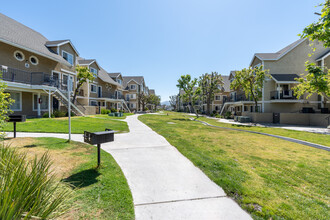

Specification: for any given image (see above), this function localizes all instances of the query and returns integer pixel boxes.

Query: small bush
[215,114,221,118]
[225,111,231,119]
[53,110,66,118]
[42,113,55,118]
[65,111,76,117]
[101,109,110,114]
[110,108,117,113]
[145,107,149,111]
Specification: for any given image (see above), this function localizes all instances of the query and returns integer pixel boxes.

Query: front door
[98,86,102,98]
[53,97,59,110]
[273,113,280,124]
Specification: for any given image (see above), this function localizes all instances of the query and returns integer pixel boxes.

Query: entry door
[53,97,59,110]
[98,86,102,98]
[273,113,280,124]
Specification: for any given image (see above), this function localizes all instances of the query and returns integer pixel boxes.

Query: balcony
[99,91,124,100]
[1,66,67,90]
[270,90,299,100]
[230,94,251,102]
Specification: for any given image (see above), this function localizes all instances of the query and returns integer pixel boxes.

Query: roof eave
[0,38,71,67]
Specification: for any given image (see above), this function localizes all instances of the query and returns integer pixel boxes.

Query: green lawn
[9,137,134,219]
[3,115,129,134]
[192,115,330,147]
[139,112,330,220]
[95,113,134,120]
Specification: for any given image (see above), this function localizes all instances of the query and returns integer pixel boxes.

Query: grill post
[13,122,16,138]
[97,144,101,167]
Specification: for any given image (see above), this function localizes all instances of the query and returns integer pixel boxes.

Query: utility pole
[68,78,72,141]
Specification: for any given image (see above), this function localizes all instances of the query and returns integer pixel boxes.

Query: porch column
[242,103,245,112]
[48,90,51,118]
[37,93,41,117]
[321,96,324,108]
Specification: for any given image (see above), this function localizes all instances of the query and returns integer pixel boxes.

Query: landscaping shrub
[53,110,67,118]
[225,111,231,119]
[215,114,221,118]
[145,107,149,111]
[42,113,55,118]
[65,111,76,117]
[101,109,110,114]
[0,143,71,219]
[110,108,117,113]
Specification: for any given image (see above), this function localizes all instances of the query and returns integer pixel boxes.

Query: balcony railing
[270,90,299,100]
[0,66,68,91]
[99,91,124,100]
[230,94,251,102]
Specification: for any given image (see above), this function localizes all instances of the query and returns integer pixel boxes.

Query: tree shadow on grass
[172,118,191,121]
[61,168,100,189]
[24,144,37,148]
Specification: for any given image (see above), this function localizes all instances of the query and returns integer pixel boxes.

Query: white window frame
[90,100,98,106]
[29,55,39,65]
[90,67,98,77]
[62,73,69,86]
[32,93,49,111]
[14,50,25,61]
[8,91,22,111]
[130,84,136,90]
[62,50,74,65]
[215,95,221,101]
[117,79,122,85]
[90,84,97,93]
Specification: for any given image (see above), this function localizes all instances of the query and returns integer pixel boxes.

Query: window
[29,56,39,65]
[244,106,248,111]
[14,50,24,61]
[90,84,97,93]
[130,84,136,90]
[130,103,135,108]
[90,67,98,77]
[62,74,68,85]
[33,94,49,111]
[130,94,136,99]
[250,106,253,112]
[90,100,98,106]
[117,79,122,85]
[215,96,221,100]
[8,92,22,111]
[62,50,74,65]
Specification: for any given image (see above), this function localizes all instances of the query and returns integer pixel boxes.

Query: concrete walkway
[7,114,251,220]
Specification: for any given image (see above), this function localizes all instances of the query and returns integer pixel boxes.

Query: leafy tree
[138,92,149,111]
[0,74,14,138]
[301,1,330,47]
[294,62,330,101]
[72,65,95,104]
[199,72,223,115]
[169,95,178,111]
[230,66,269,112]
[297,1,330,103]
[148,94,161,111]
[176,75,198,113]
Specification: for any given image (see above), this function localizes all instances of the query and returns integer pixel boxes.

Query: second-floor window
[215,96,221,100]
[90,84,97,93]
[130,84,136,90]
[62,51,74,65]
[90,67,98,77]
[117,79,122,85]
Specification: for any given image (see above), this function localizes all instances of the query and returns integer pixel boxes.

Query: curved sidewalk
[6,115,251,220]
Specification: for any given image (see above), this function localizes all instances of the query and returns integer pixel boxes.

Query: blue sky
[1,0,322,102]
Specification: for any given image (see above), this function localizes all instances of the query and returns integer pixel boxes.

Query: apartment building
[75,58,129,114]
[0,13,84,117]
[0,13,150,116]
[122,76,147,112]
[223,39,330,127]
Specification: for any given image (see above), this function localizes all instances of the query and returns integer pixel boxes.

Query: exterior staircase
[121,99,131,113]
[53,89,85,116]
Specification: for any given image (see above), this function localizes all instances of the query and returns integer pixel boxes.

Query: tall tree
[0,73,14,138]
[301,1,330,47]
[294,62,330,101]
[148,94,161,111]
[169,95,178,111]
[230,66,269,112]
[199,72,223,115]
[72,65,94,104]
[296,1,330,103]
[176,75,198,113]
[138,92,149,111]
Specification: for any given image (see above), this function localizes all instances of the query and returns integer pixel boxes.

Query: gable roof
[316,49,330,61]
[108,72,122,78]
[149,89,155,95]
[0,13,71,66]
[250,38,306,66]
[98,67,121,86]
[45,39,79,55]
[123,76,145,86]
[221,75,230,92]
[77,57,100,69]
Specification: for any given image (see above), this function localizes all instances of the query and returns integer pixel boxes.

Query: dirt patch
[3,138,88,178]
